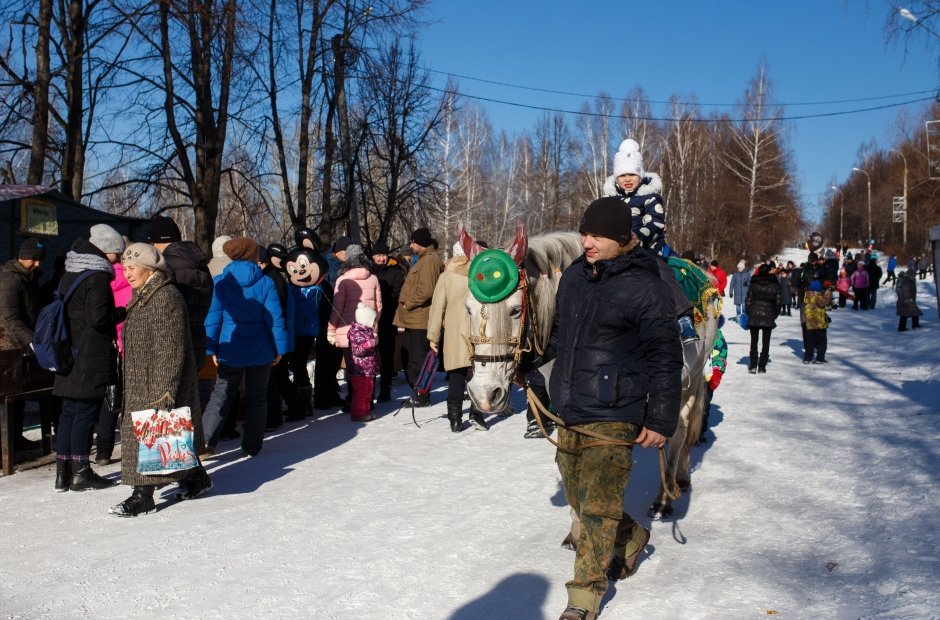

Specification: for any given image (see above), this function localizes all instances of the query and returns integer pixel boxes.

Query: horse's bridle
[466,266,530,367]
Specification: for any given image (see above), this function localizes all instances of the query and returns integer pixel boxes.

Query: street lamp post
[900,7,940,40]
[891,148,909,247]
[830,185,843,246]
[852,167,872,246]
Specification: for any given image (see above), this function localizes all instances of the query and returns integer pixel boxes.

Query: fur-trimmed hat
[613,138,644,178]
[410,227,433,248]
[122,243,166,272]
[579,197,633,244]
[89,224,125,254]
[222,237,259,261]
[147,215,182,243]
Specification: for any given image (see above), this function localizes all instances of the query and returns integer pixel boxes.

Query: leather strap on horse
[525,387,681,502]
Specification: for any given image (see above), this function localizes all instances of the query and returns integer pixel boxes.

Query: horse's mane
[522,232,582,354]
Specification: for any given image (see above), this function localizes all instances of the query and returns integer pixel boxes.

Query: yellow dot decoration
[493,270,502,278]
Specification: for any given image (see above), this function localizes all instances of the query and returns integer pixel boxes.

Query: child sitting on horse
[603,138,697,342]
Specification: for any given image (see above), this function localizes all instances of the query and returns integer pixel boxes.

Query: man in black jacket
[0,237,45,452]
[371,242,406,402]
[148,215,213,370]
[548,197,682,620]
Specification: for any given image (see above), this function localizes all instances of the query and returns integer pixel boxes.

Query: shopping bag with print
[131,406,198,475]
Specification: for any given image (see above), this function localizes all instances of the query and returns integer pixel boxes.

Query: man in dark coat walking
[0,237,46,452]
[547,197,682,620]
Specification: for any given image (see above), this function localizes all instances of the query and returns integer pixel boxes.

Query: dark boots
[447,401,463,433]
[404,392,431,408]
[468,408,489,431]
[54,460,71,492]
[296,386,314,416]
[69,462,117,492]
[176,465,213,500]
[94,442,113,466]
[109,485,156,517]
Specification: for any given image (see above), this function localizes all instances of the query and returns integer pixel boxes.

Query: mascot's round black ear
[266,243,289,270]
[295,227,319,251]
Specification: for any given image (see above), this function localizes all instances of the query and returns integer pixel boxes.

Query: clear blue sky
[415,1,939,225]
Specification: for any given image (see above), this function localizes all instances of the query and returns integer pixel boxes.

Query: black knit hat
[371,242,390,255]
[410,227,433,248]
[18,237,46,260]
[147,215,182,243]
[578,197,633,244]
[333,236,351,253]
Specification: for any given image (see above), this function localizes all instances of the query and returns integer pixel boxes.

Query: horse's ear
[459,223,485,259]
[505,221,528,265]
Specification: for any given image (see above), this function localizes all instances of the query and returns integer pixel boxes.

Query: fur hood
[602,171,663,198]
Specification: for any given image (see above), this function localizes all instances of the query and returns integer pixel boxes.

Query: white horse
[460,223,720,536]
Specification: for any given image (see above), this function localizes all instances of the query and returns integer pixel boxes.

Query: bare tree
[356,39,453,245]
[720,64,791,226]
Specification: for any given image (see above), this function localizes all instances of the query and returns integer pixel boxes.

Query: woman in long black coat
[745,264,783,373]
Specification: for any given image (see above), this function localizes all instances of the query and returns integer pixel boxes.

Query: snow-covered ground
[2,250,938,619]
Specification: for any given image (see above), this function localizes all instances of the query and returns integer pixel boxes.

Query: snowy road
[2,259,938,619]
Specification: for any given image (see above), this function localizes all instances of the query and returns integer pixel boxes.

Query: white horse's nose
[476,385,504,412]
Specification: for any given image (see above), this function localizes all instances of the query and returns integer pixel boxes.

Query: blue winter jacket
[205,260,289,366]
[292,284,324,337]
[547,248,682,435]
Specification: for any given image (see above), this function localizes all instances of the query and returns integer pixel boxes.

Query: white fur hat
[613,139,644,178]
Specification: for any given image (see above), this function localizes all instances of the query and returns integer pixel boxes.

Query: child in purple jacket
[347,303,378,421]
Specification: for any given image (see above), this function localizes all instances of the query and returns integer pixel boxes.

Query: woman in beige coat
[427,243,488,432]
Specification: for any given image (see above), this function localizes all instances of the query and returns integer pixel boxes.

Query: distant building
[1,185,149,263]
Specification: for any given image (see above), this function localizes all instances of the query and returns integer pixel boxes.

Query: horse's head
[461,222,528,413]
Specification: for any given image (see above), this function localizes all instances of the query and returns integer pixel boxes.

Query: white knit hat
[612,139,644,178]
[211,235,232,259]
[452,241,465,258]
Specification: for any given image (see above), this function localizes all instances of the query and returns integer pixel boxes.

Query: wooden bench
[0,388,57,476]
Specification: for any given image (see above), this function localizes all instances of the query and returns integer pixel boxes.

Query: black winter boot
[69,462,117,491]
[404,392,431,408]
[54,460,70,493]
[468,408,489,431]
[446,401,464,433]
[109,485,156,517]
[176,465,213,500]
[95,442,113,466]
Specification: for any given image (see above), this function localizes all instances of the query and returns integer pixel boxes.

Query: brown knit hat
[222,237,259,261]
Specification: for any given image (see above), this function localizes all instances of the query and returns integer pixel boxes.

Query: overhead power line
[425,67,940,108]
[420,84,936,124]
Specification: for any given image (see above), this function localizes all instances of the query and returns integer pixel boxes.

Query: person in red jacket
[708,260,728,296]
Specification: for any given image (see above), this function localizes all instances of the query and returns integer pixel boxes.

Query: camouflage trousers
[555,421,642,612]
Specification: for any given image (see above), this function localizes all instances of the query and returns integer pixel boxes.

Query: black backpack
[32,271,95,373]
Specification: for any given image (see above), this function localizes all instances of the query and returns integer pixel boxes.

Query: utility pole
[332,33,359,243]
